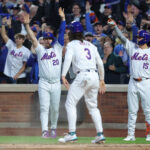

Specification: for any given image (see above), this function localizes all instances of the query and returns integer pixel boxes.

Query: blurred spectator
[85,1,107,38]
[130,2,142,28]
[84,31,104,58]
[103,42,127,84]
[93,22,107,38]
[65,3,83,24]
[59,0,74,13]
[0,45,8,83]
[1,17,31,83]
[114,43,129,84]
[33,0,60,30]
[73,0,85,13]
[104,0,122,20]
[96,4,119,27]
[117,20,126,31]
[26,53,39,84]
[124,19,138,43]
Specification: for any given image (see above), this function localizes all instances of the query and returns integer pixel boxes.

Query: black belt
[133,78,150,82]
[77,69,98,74]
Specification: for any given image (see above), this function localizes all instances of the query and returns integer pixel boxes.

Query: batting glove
[107,18,116,26]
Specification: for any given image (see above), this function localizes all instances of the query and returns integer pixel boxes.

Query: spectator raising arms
[1,17,31,84]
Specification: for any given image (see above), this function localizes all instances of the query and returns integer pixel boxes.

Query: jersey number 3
[84,48,91,60]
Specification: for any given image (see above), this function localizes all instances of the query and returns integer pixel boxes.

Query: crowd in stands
[0,0,150,84]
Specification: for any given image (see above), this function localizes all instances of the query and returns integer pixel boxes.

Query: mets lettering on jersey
[125,39,150,78]
[10,50,23,57]
[131,53,148,60]
[35,42,63,82]
[41,52,59,66]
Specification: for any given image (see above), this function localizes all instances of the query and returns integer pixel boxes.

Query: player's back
[67,40,97,72]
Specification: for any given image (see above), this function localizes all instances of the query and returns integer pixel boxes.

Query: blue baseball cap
[43,32,54,39]
[31,26,37,32]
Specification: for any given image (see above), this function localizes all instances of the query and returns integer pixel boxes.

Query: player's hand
[62,76,70,90]
[99,80,106,95]
[59,7,65,21]
[107,18,116,27]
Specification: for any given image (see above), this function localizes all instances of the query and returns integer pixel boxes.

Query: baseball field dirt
[1,144,150,150]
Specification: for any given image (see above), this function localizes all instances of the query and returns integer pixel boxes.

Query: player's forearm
[25,24,38,47]
[58,21,66,46]
[98,65,104,81]
[62,61,71,77]
[114,26,127,44]
[96,50,105,80]
[62,56,72,77]
[97,58,105,80]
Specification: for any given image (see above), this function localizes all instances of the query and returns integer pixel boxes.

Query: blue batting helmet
[70,21,83,33]
[43,32,54,39]
[137,30,150,45]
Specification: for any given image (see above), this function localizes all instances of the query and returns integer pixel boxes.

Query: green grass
[0,136,149,144]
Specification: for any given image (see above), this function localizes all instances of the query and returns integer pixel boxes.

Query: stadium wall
[0,84,145,124]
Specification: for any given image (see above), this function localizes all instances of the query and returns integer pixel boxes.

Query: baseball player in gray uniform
[108,18,150,141]
[58,21,106,144]
[1,17,30,83]
[23,8,66,138]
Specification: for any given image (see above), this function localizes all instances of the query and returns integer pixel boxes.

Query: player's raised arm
[57,7,66,46]
[1,17,9,43]
[107,19,127,45]
[23,12,38,49]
